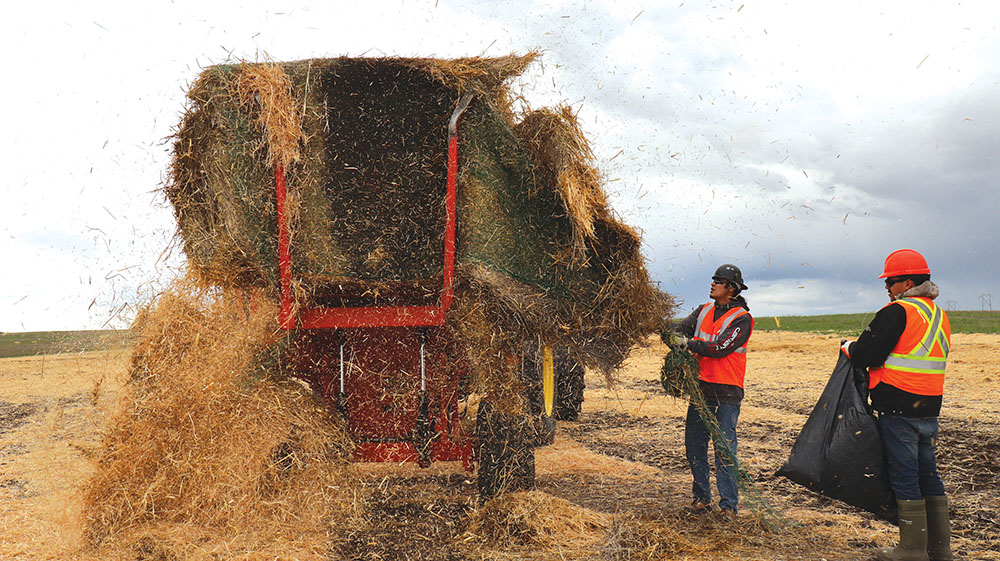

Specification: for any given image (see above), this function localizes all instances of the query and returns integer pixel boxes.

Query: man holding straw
[672,264,753,520]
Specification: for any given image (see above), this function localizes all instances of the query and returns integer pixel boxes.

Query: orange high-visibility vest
[869,297,951,397]
[692,302,752,388]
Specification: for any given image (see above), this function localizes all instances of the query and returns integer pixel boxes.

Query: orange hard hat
[879,249,931,279]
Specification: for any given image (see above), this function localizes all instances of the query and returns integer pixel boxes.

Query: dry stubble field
[1,331,998,560]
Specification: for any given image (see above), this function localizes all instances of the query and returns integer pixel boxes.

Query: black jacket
[674,297,752,405]
[846,282,944,417]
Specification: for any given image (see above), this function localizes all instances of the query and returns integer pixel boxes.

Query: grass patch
[0,330,133,359]
[755,311,1000,335]
[946,310,1000,334]
[2,311,997,360]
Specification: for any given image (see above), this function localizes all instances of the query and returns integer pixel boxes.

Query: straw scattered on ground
[80,278,356,561]
[468,489,611,550]
[3,331,999,560]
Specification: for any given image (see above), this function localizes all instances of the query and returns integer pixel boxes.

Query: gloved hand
[674,335,689,348]
[840,340,853,358]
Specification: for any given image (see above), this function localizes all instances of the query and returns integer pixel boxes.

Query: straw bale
[452,241,669,394]
[571,216,671,374]
[445,284,530,413]
[235,63,303,169]
[167,67,279,289]
[82,278,355,560]
[407,52,538,95]
[514,106,608,264]
[468,490,610,549]
[168,58,460,291]
[165,54,672,393]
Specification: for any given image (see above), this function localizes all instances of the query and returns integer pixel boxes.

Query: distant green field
[0,330,134,359]
[753,310,1000,336]
[0,311,997,359]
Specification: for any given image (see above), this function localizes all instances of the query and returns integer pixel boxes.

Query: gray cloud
[4,0,998,330]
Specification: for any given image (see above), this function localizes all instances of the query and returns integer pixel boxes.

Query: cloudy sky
[2,0,998,332]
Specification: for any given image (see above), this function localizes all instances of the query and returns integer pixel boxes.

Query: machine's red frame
[275,94,473,330]
[274,95,477,468]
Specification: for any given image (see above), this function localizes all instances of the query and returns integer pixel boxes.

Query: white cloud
[748,277,885,318]
[2,0,999,330]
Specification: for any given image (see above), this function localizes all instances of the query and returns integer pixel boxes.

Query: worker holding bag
[842,249,953,561]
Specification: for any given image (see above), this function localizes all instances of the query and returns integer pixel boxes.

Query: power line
[981,293,993,312]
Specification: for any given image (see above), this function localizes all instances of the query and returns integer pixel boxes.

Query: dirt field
[1,331,998,560]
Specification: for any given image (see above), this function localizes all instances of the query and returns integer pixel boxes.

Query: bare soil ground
[1,332,998,560]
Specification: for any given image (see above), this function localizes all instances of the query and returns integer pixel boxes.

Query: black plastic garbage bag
[777,352,898,524]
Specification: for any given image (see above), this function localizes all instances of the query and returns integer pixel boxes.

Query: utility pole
[945,300,957,311]
[981,293,993,312]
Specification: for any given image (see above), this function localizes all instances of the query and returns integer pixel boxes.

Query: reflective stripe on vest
[883,298,949,374]
[694,304,748,355]
[870,297,950,396]
[692,302,751,387]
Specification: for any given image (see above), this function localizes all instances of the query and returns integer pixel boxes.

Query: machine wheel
[554,352,584,421]
[476,401,535,503]
[533,411,556,447]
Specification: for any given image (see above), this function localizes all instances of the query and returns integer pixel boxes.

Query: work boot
[683,499,713,515]
[877,499,929,561]
[716,508,736,523]
[925,495,954,561]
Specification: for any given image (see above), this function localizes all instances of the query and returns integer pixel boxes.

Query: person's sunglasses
[884,277,906,288]
[712,279,732,288]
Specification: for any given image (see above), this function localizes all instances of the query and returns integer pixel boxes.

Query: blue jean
[878,414,946,500]
[685,401,740,512]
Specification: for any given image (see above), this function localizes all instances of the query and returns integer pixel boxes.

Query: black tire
[476,401,535,503]
[534,412,556,446]
[554,351,584,421]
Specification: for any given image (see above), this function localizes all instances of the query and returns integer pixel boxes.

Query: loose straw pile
[82,278,355,561]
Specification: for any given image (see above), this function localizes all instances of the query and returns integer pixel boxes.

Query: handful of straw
[659,343,699,398]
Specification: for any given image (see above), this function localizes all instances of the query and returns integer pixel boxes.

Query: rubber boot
[877,499,929,561]
[925,495,954,561]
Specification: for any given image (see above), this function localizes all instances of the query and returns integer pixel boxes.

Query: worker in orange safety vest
[842,249,953,561]
[672,264,753,521]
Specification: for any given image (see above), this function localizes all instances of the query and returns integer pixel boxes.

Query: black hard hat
[713,264,748,291]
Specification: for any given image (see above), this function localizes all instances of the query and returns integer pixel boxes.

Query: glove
[674,335,689,347]
[840,340,853,359]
